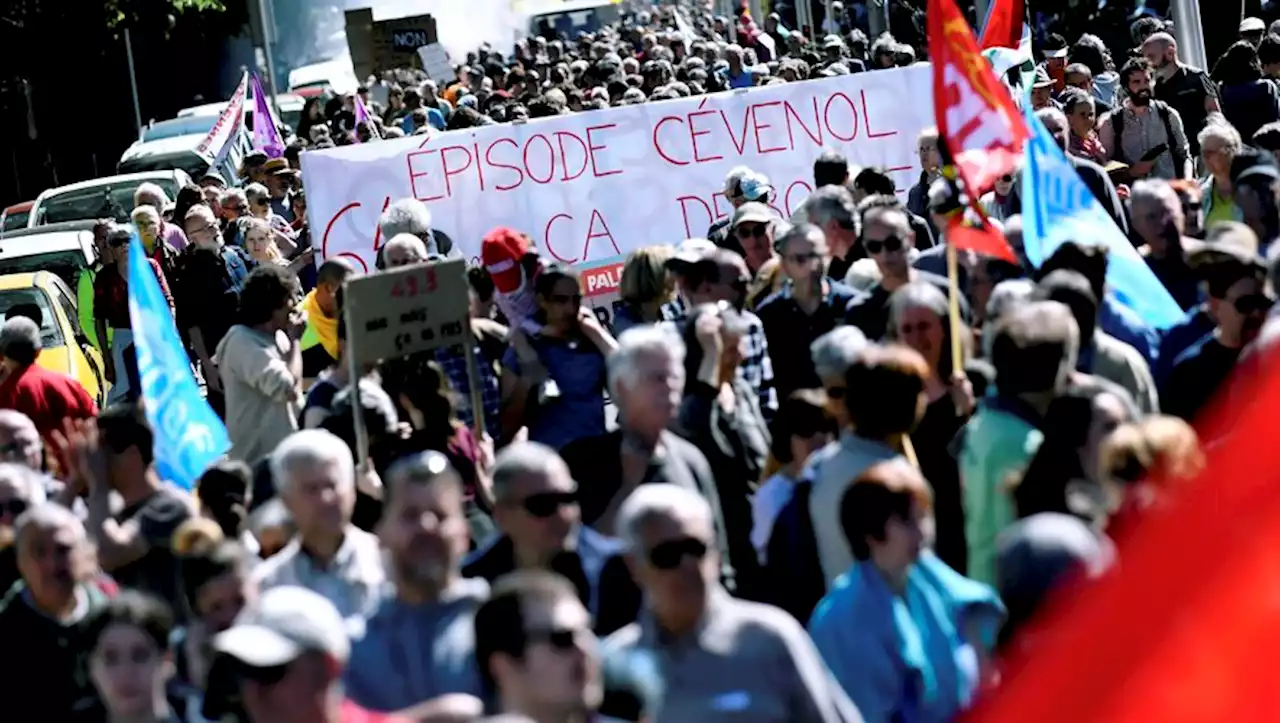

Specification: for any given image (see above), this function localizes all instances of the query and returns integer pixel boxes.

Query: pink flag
[250,73,285,158]
[353,93,380,143]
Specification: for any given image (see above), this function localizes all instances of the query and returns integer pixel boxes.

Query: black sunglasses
[0,499,27,518]
[647,536,709,570]
[109,237,130,248]
[736,223,768,238]
[864,236,904,255]
[1234,293,1271,315]
[520,490,578,518]
[526,627,584,651]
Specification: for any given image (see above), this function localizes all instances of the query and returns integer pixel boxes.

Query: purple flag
[250,73,285,158]
[353,93,380,143]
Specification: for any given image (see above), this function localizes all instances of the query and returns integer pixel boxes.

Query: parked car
[0,220,99,289]
[176,92,307,136]
[28,170,192,227]
[0,201,34,235]
[0,271,108,405]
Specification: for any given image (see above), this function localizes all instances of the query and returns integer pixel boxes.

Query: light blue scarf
[808,552,1005,723]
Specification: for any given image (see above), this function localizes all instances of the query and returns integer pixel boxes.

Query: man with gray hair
[0,503,109,720]
[378,197,458,261]
[255,429,384,625]
[807,326,868,429]
[605,484,861,723]
[1128,178,1200,309]
[795,185,858,280]
[709,166,772,248]
[758,223,858,399]
[0,316,97,438]
[463,442,641,635]
[560,326,736,591]
[380,233,433,269]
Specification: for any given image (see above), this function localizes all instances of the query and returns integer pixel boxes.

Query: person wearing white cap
[1240,17,1267,47]
[209,586,434,723]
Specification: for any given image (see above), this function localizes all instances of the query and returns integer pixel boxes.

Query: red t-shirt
[0,363,97,438]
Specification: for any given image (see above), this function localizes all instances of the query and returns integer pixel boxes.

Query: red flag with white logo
[928,0,1029,195]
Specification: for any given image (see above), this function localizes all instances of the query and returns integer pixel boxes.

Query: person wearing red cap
[482,227,546,335]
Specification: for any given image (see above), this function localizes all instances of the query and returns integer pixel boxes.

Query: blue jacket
[809,553,1005,723]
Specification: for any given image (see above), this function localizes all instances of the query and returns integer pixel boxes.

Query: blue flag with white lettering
[1020,103,1183,329]
[126,235,230,489]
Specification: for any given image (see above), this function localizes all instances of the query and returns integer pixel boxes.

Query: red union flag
[929,0,1028,194]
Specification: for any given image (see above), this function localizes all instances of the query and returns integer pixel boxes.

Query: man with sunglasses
[729,201,779,274]
[475,571,609,722]
[605,484,859,723]
[757,224,857,400]
[1163,227,1274,421]
[844,196,954,341]
[465,442,641,636]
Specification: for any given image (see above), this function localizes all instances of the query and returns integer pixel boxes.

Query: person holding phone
[499,264,618,450]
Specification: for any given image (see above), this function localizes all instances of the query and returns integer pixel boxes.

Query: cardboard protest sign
[342,258,470,367]
[417,43,454,83]
[301,65,934,277]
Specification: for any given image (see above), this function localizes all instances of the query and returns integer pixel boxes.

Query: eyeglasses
[186,224,216,236]
[1233,293,1271,315]
[519,490,578,518]
[0,498,28,518]
[525,626,586,651]
[785,251,822,264]
[226,204,248,213]
[998,174,1014,183]
[109,237,129,248]
[646,536,709,569]
[864,236,905,255]
[735,223,768,238]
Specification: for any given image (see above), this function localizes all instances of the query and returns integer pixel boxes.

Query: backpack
[1109,100,1189,179]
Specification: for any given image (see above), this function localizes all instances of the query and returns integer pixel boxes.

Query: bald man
[1142,31,1220,157]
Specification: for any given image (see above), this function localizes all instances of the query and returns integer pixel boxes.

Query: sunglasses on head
[864,235,904,255]
[0,499,27,518]
[525,626,584,651]
[646,536,709,570]
[1233,293,1271,315]
[519,490,578,518]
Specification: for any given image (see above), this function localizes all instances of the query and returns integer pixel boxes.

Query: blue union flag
[1020,103,1183,329]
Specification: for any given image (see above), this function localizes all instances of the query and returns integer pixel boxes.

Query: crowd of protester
[3,1,1280,722]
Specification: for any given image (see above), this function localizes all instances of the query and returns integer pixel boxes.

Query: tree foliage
[104,0,232,27]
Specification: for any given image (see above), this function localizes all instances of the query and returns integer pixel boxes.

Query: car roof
[35,170,186,200]
[0,225,94,259]
[3,201,34,214]
[0,272,44,290]
[121,133,208,161]
[178,92,305,118]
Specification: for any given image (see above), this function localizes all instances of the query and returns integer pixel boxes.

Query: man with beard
[1099,57,1193,181]
[345,451,489,712]
[1162,226,1272,421]
[1143,32,1220,158]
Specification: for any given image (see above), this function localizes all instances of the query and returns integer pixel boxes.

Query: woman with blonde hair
[611,245,675,335]
[244,217,314,275]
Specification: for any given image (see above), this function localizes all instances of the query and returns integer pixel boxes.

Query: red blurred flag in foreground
[967,341,1280,723]
[945,211,1017,263]
[978,0,1026,51]
[928,0,1028,194]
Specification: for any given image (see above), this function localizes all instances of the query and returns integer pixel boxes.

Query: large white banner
[303,64,934,275]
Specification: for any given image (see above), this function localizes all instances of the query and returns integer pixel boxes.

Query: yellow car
[0,272,108,405]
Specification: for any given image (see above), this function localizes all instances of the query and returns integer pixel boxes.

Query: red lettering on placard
[823,92,859,142]
[861,90,898,139]
[751,101,788,154]
[543,213,575,263]
[524,134,557,184]
[784,98,824,147]
[677,195,713,238]
[688,101,724,164]
[711,192,733,223]
[653,116,690,166]
[585,124,623,177]
[486,137,523,191]
[784,180,814,217]
[473,142,487,191]
[583,209,620,260]
[440,145,473,199]
[370,195,392,251]
[406,150,445,202]
[719,105,751,155]
[554,131,589,182]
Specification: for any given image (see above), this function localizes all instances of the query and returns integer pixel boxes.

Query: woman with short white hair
[1198,119,1246,225]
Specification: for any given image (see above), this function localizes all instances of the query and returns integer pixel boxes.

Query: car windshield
[140,117,216,143]
[0,288,63,349]
[38,178,179,225]
[1,211,29,233]
[0,250,88,290]
[118,152,210,178]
